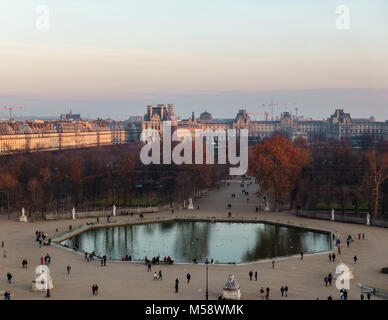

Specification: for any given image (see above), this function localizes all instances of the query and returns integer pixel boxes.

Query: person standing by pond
[175,278,179,293]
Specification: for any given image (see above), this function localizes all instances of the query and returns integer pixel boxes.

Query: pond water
[61,221,331,263]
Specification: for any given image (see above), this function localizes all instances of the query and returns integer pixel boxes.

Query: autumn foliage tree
[248,134,311,211]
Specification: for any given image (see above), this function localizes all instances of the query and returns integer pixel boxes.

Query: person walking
[265,287,270,300]
[328,273,333,286]
[360,294,364,300]
[249,270,253,280]
[153,272,158,280]
[66,265,71,275]
[280,286,284,297]
[332,253,336,262]
[284,286,288,297]
[158,270,162,280]
[147,263,151,272]
[186,273,191,283]
[254,271,258,281]
[324,276,329,287]
[259,287,265,300]
[7,272,12,284]
[354,256,358,264]
[22,259,28,268]
[329,254,332,262]
[4,290,11,300]
[367,292,371,300]
[175,278,179,293]
[300,251,304,260]
[272,259,275,269]
[40,256,44,265]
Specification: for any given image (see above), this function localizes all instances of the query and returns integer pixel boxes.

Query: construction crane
[263,102,299,121]
[247,112,264,121]
[262,103,279,121]
[4,106,23,121]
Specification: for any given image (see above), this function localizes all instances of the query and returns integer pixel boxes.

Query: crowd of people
[35,230,51,247]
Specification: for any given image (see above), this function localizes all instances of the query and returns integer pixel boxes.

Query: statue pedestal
[19,216,28,222]
[223,288,241,300]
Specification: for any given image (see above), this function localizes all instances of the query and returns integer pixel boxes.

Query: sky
[0,0,387,120]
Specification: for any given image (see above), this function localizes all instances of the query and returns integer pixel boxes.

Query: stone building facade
[0,120,112,154]
[1,107,386,155]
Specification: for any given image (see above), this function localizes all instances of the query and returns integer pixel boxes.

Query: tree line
[0,142,229,216]
[249,134,388,218]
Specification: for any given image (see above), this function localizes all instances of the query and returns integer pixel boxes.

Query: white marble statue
[366,212,370,226]
[331,208,335,221]
[72,207,76,220]
[113,204,116,217]
[188,198,194,210]
[223,274,241,300]
[20,207,28,222]
[264,201,270,212]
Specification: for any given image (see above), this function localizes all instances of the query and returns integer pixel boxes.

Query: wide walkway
[0,180,387,300]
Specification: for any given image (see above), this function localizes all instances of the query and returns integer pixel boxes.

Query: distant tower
[147,105,153,118]
[191,112,195,121]
[168,104,174,116]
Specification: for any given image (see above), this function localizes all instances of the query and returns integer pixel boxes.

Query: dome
[200,111,212,120]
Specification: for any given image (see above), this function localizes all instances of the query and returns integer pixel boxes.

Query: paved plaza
[0,180,387,300]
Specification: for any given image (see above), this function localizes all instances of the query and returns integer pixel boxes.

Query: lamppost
[205,258,209,300]
[46,286,51,298]
[45,268,50,298]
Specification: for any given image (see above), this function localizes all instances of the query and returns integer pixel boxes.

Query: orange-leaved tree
[248,134,311,211]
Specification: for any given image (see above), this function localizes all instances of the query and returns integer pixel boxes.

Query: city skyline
[1,1,387,120]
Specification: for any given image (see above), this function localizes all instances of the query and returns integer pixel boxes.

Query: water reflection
[62,222,330,263]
